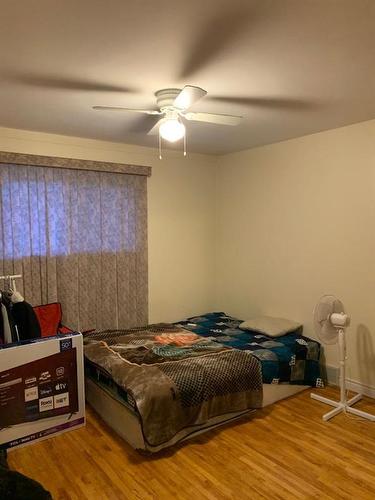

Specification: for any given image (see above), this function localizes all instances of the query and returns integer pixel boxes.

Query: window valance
[0,151,151,177]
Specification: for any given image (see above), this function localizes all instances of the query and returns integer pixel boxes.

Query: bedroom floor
[8,386,375,500]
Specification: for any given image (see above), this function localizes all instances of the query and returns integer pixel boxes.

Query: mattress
[85,363,309,412]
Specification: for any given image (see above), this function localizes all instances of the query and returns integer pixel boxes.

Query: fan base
[311,392,375,421]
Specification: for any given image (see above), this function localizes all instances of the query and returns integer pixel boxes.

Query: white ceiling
[1,0,375,154]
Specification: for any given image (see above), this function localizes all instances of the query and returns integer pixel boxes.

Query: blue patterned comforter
[175,312,323,387]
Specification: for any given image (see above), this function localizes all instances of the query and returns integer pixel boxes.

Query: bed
[83,312,322,452]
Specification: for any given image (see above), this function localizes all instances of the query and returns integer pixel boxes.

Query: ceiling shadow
[208,96,321,111]
[2,73,137,93]
[178,6,257,80]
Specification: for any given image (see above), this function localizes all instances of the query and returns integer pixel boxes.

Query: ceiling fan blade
[183,112,242,126]
[173,86,207,110]
[178,6,255,79]
[131,114,161,134]
[93,106,161,115]
[147,118,164,135]
[209,96,319,111]
[5,73,136,93]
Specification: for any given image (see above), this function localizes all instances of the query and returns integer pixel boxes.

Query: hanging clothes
[1,303,13,344]
[1,292,19,342]
[0,272,42,343]
[9,291,41,341]
[0,303,3,344]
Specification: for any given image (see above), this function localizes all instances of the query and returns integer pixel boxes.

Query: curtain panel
[0,163,148,331]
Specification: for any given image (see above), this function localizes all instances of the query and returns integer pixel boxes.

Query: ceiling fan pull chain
[184,130,187,157]
[159,132,162,160]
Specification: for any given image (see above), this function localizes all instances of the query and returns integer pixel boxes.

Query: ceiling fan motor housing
[155,88,181,111]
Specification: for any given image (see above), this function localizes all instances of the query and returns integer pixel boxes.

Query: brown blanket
[84,324,263,450]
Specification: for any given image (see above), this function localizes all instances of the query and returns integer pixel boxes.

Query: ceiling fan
[93,85,242,157]
[7,5,318,157]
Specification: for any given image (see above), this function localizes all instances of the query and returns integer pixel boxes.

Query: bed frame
[85,378,309,452]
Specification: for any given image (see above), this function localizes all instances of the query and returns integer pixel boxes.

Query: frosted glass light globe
[159,119,185,142]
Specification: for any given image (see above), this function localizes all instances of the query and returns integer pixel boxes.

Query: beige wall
[216,119,375,389]
[0,126,216,324]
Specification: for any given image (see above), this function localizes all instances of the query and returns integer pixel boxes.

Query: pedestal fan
[311,295,375,421]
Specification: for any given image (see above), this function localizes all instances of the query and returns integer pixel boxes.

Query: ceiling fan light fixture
[159,118,185,142]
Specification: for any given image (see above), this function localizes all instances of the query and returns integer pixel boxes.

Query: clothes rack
[0,274,22,291]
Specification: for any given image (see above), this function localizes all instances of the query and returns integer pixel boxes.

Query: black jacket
[11,301,41,340]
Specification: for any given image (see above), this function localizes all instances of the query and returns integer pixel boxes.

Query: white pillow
[239,316,302,337]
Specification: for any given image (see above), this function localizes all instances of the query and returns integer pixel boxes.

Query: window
[0,162,148,331]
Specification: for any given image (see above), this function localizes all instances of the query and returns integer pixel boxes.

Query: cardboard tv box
[0,333,85,450]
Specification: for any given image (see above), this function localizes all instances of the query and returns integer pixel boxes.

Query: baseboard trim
[326,365,375,399]
[345,379,375,400]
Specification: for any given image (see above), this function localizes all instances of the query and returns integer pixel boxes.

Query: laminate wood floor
[8,387,375,500]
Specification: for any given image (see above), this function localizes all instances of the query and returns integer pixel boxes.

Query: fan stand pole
[311,329,375,421]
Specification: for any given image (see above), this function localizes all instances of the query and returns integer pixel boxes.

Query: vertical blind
[0,163,148,331]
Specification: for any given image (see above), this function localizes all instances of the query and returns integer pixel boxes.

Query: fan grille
[313,295,345,345]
